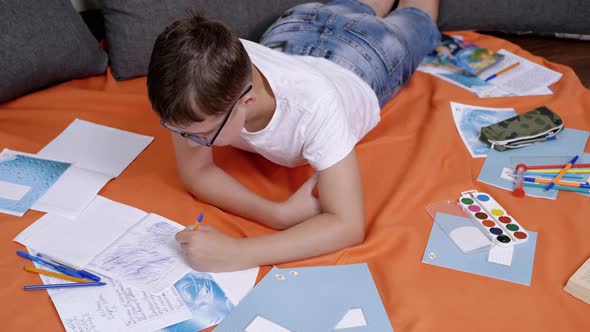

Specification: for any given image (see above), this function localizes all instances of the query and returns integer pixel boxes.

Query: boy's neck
[244,64,276,132]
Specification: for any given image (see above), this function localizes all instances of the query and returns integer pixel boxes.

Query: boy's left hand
[175,225,251,272]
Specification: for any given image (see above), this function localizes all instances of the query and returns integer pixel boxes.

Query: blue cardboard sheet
[422,213,537,286]
[478,128,589,199]
[215,263,393,332]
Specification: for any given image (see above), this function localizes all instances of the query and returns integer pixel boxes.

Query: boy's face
[162,84,253,147]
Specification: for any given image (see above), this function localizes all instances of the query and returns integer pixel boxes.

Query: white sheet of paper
[15,196,147,268]
[0,180,31,200]
[245,316,292,332]
[32,166,112,218]
[88,213,192,294]
[449,226,491,253]
[477,49,562,95]
[37,119,153,178]
[450,102,517,158]
[334,308,368,329]
[488,244,514,266]
[212,267,260,305]
[29,248,192,332]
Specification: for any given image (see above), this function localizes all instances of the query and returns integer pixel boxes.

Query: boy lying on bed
[147,0,441,272]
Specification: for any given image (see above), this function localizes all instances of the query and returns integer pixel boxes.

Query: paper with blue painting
[0,149,71,216]
[450,102,517,158]
[159,272,234,332]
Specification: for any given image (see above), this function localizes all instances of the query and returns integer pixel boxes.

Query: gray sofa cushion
[100,0,322,80]
[0,0,108,103]
[438,0,590,35]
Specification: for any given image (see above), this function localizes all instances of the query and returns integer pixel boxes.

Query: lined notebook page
[14,196,147,268]
[88,213,192,294]
[37,119,154,178]
[33,166,112,218]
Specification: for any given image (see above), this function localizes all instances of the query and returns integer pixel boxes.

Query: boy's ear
[244,95,256,105]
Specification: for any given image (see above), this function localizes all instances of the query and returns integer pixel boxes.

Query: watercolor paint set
[458,190,528,247]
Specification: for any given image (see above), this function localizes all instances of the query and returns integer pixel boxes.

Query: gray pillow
[438,0,590,35]
[100,0,321,80]
[0,0,108,103]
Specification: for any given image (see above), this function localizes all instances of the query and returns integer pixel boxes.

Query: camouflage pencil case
[479,106,564,152]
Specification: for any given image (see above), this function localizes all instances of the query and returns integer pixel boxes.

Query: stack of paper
[16,196,259,331]
[15,196,192,294]
[30,247,258,332]
[564,258,590,304]
[419,49,561,98]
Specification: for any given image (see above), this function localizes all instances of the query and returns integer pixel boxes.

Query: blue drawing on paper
[92,222,180,284]
[457,108,517,156]
[161,272,234,332]
[0,152,71,214]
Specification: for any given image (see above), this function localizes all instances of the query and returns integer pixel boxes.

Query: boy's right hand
[277,173,321,229]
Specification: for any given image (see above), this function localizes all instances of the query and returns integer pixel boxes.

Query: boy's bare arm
[172,134,318,229]
[176,149,366,271]
[242,149,365,265]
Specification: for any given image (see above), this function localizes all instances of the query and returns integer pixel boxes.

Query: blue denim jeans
[259,0,441,107]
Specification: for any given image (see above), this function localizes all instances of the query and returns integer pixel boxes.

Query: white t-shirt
[233,39,380,171]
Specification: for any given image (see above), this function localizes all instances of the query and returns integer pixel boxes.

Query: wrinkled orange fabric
[1,32,589,331]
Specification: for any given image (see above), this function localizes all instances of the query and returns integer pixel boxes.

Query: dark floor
[489,33,590,89]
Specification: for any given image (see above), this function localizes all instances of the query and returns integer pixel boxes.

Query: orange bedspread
[1,32,589,331]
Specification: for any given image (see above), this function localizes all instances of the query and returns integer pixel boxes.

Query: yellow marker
[24,266,91,283]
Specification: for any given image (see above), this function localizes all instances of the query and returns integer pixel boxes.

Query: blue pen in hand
[16,251,85,279]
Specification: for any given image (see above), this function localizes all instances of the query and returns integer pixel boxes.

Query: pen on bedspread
[24,266,91,284]
[23,282,107,291]
[36,252,101,282]
[16,251,85,279]
[194,212,204,231]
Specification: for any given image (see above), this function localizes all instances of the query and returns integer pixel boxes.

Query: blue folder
[422,213,537,286]
[478,128,589,199]
[215,263,393,332]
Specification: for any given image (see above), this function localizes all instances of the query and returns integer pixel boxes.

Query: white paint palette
[458,190,529,247]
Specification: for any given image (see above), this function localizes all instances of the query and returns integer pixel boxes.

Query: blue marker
[16,251,85,279]
[36,252,101,282]
[24,282,106,291]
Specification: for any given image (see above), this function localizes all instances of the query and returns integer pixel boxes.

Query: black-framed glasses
[161,84,253,147]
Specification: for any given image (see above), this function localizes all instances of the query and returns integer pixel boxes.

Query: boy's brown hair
[147,14,252,125]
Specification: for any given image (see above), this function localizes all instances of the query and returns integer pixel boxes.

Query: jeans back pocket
[344,15,408,75]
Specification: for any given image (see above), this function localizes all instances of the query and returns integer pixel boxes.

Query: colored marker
[24,266,91,284]
[194,213,204,231]
[16,251,85,279]
[523,169,590,174]
[524,182,590,194]
[24,282,106,291]
[526,163,590,170]
[36,253,101,282]
[523,172,583,180]
[485,62,520,81]
[545,155,579,191]
[523,176,590,189]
